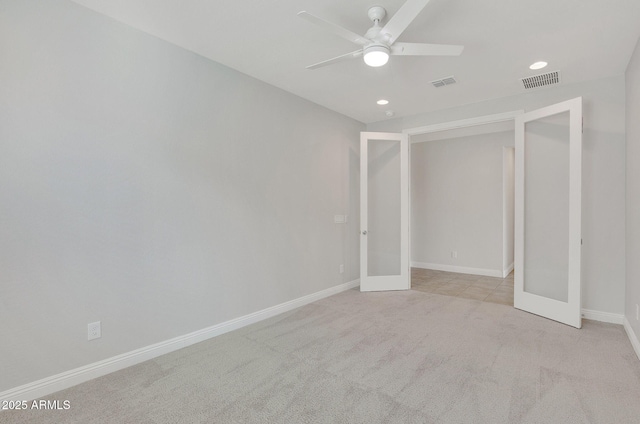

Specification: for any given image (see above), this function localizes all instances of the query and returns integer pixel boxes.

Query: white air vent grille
[521,71,560,89]
[431,76,457,88]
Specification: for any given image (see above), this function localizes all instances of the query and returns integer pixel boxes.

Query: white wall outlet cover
[88,321,101,341]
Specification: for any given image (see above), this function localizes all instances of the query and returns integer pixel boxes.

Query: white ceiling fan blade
[298,11,369,46]
[391,42,464,56]
[380,0,432,44]
[306,50,363,70]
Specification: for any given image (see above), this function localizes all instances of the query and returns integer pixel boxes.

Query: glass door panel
[523,111,570,302]
[367,139,401,277]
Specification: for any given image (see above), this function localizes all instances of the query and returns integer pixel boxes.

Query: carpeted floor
[4,288,640,423]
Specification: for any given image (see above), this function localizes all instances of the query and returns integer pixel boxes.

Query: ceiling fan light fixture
[363,45,390,67]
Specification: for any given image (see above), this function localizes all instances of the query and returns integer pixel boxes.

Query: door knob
[362,230,367,235]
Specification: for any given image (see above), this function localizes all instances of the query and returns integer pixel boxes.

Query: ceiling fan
[298,0,463,70]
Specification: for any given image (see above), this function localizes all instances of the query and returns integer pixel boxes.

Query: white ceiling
[70,0,640,124]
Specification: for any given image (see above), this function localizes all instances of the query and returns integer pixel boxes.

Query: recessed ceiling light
[529,61,548,70]
[377,99,389,105]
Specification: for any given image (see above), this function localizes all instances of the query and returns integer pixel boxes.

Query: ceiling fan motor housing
[367,6,387,22]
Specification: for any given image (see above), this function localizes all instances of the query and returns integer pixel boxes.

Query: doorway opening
[408,118,516,305]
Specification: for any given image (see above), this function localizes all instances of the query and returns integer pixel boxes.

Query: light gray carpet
[4,289,640,423]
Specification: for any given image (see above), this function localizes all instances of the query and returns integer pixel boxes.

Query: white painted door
[360,132,410,292]
[514,97,582,328]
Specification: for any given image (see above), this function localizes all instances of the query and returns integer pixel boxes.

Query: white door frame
[360,132,410,291]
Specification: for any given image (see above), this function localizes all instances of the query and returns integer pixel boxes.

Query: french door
[360,132,410,291]
[514,97,583,328]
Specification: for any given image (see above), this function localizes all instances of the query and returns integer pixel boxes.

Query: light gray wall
[0,0,363,392]
[626,37,640,337]
[411,130,513,274]
[369,76,627,315]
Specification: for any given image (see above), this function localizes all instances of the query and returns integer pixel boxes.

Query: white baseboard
[411,262,503,278]
[581,309,624,325]
[624,317,640,362]
[0,279,360,403]
[502,262,514,278]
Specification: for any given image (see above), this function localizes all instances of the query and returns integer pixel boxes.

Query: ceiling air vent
[431,76,457,88]
[521,70,560,89]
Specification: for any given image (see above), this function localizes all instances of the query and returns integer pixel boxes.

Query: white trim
[581,309,624,325]
[403,110,524,138]
[411,262,503,278]
[0,279,360,403]
[624,317,640,362]
[503,262,514,278]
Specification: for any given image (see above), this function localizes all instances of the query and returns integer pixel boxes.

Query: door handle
[362,230,367,235]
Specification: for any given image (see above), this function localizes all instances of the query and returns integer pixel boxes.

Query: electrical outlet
[451,251,457,259]
[339,264,344,274]
[88,321,101,341]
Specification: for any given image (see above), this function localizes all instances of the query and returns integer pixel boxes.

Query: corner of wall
[625,35,640,354]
